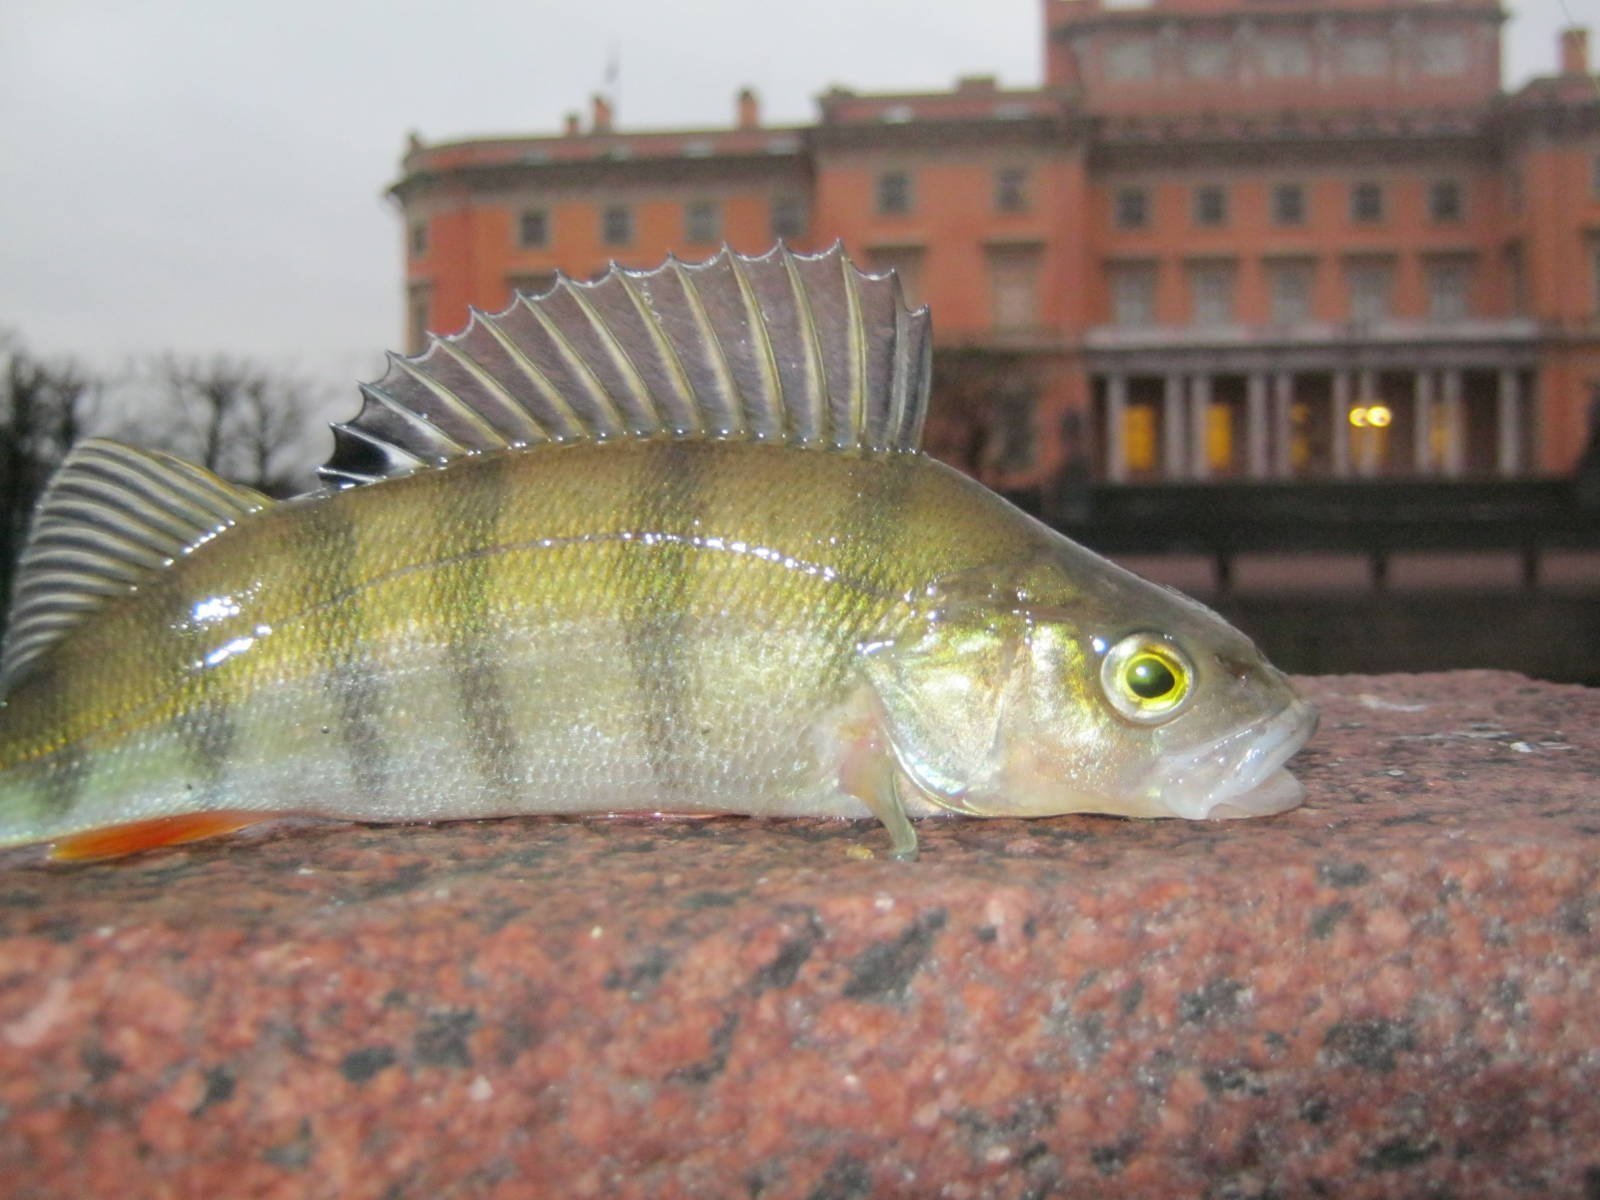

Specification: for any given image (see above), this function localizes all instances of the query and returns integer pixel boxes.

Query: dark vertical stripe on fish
[27,669,89,826]
[622,440,707,799]
[438,455,523,799]
[826,453,917,686]
[299,499,389,802]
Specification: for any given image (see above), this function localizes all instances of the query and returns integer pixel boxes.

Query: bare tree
[147,354,323,496]
[0,337,98,616]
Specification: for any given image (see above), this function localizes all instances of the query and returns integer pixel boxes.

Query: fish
[0,244,1316,862]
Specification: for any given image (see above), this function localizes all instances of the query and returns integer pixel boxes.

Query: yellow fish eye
[1100,634,1193,723]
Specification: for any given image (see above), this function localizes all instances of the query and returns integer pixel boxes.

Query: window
[1260,36,1311,79]
[1426,259,1472,322]
[1114,186,1149,230]
[518,208,549,248]
[684,200,719,244]
[1268,260,1315,324]
[407,284,431,354]
[995,168,1029,214]
[1505,243,1526,316]
[1206,403,1235,474]
[1418,32,1467,76]
[868,246,924,308]
[1592,240,1600,318]
[1106,39,1155,82]
[1192,184,1227,228]
[1346,259,1394,323]
[1341,36,1389,77]
[877,171,912,216]
[507,271,558,300]
[1272,183,1306,226]
[1350,182,1384,224]
[1429,180,1463,224]
[989,246,1041,330]
[409,221,427,258]
[1185,40,1230,79]
[771,196,806,241]
[1187,261,1236,326]
[1124,403,1158,473]
[1109,262,1157,327]
[601,205,632,246]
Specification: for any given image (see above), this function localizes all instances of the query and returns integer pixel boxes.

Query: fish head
[862,552,1318,822]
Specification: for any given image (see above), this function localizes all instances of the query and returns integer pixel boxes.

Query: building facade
[390,0,1600,488]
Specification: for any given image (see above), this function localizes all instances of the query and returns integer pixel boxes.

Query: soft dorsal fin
[1,439,271,694]
[319,243,932,487]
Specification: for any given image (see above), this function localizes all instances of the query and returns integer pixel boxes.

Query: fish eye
[1100,633,1193,724]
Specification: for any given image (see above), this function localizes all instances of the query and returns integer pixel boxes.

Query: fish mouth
[1159,697,1319,820]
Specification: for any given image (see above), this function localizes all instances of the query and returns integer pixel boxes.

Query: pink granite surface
[1,671,1598,1199]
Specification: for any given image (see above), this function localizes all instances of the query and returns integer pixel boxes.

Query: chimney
[564,111,581,137]
[736,87,760,130]
[1561,27,1589,77]
[591,93,613,134]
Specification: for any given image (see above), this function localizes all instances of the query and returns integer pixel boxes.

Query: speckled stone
[2,671,1598,1199]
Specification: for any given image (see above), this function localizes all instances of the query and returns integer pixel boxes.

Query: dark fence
[1022,477,1600,593]
[1002,476,1600,683]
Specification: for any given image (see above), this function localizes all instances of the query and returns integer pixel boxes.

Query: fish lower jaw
[1199,767,1305,819]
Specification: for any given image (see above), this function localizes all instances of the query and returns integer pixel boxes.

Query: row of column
[1103,367,1526,482]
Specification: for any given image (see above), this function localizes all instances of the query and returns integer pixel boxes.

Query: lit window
[1350,182,1384,224]
[1272,183,1306,227]
[409,221,427,258]
[602,205,632,246]
[1124,403,1157,473]
[771,196,806,241]
[518,209,548,248]
[996,168,1029,214]
[684,200,719,244]
[1188,261,1236,326]
[1193,184,1227,228]
[1110,263,1157,327]
[1206,403,1234,473]
[877,171,912,216]
[1429,180,1463,223]
[1427,260,1472,322]
[1346,259,1394,323]
[1114,187,1149,230]
[1268,260,1315,324]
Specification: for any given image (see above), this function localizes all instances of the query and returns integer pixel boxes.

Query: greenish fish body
[0,246,1315,859]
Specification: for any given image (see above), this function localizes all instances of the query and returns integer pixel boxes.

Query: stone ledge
[1,671,1597,1198]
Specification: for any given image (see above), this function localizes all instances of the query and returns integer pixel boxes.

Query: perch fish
[0,245,1316,861]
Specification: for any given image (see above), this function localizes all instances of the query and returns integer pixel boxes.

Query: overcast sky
[0,0,1580,415]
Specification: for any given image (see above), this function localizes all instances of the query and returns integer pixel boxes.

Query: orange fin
[50,811,264,862]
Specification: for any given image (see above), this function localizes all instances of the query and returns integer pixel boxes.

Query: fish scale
[0,245,1316,860]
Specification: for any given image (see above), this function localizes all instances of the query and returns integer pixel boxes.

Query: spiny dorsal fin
[319,242,932,488]
[1,439,271,694]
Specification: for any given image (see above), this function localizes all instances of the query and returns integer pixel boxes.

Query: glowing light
[1348,404,1392,429]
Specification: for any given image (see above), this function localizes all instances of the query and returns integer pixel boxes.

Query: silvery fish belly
[0,245,1317,861]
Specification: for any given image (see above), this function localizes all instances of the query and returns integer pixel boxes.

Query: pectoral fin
[838,731,920,861]
[50,811,266,861]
